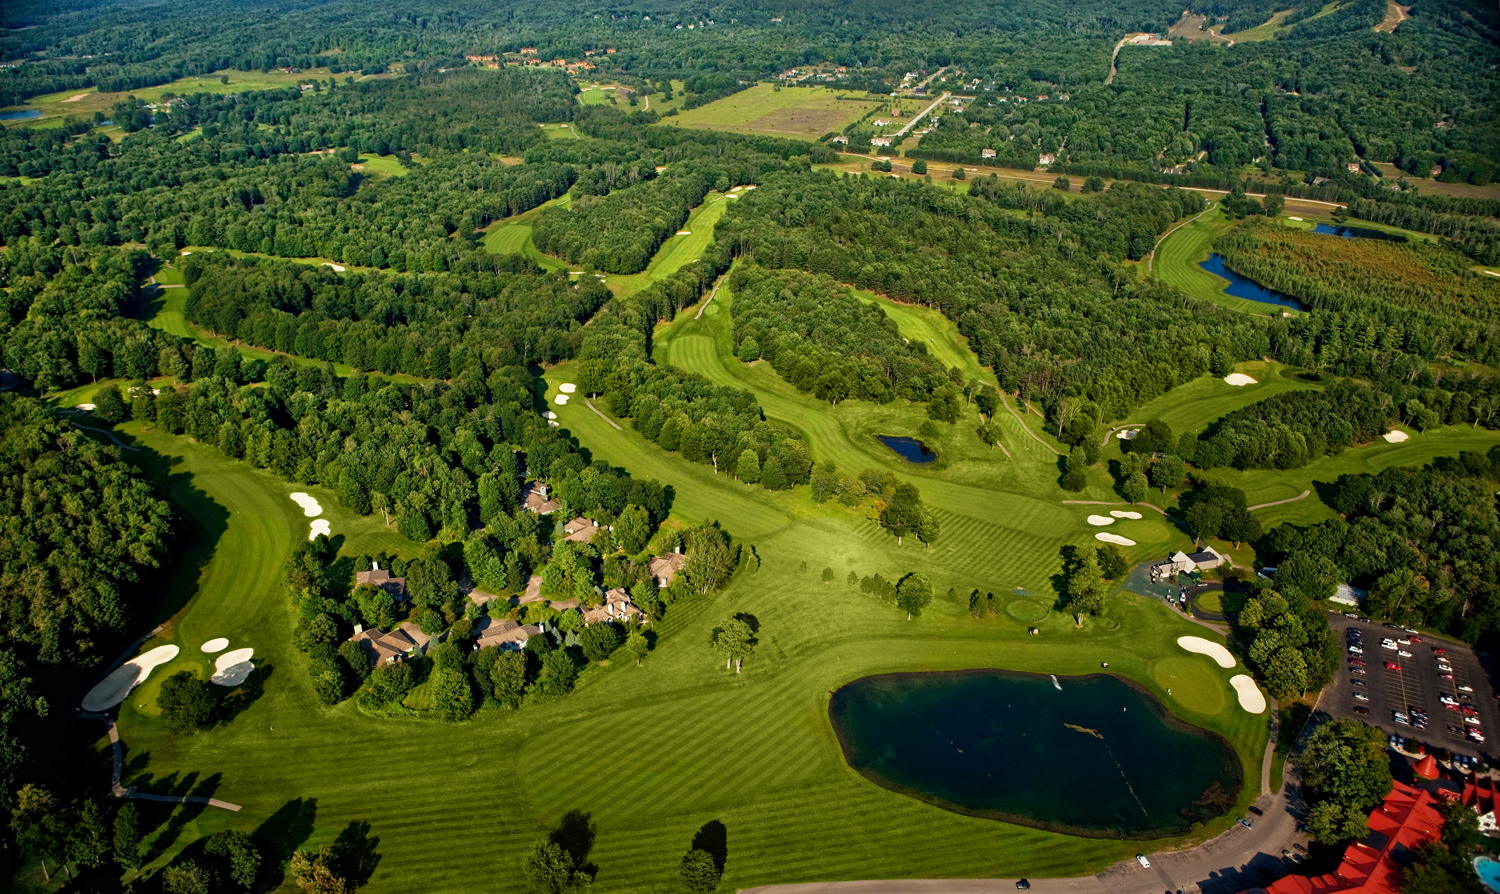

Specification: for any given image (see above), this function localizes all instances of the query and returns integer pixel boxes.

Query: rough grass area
[1121,360,1319,438]
[2,68,339,128]
[664,84,882,139]
[1223,8,1296,41]
[353,154,408,177]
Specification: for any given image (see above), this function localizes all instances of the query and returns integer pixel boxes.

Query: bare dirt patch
[1375,1,1411,32]
[747,107,856,138]
[61,93,90,103]
[1169,12,1234,44]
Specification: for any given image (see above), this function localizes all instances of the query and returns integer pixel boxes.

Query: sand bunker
[1178,636,1236,668]
[1231,674,1267,713]
[212,648,255,687]
[1095,533,1136,546]
[321,262,346,272]
[76,403,95,411]
[1110,510,1143,519]
[1115,429,1139,440]
[289,493,323,517]
[81,644,180,712]
[554,394,570,405]
[201,638,229,653]
[1288,216,1302,221]
[1087,515,1115,526]
[559,383,577,393]
[309,519,330,540]
[1223,373,1258,386]
[545,411,558,420]
[62,93,89,102]
[1383,430,1410,443]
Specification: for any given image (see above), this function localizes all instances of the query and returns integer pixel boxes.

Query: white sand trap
[559,383,577,393]
[568,271,585,275]
[1087,515,1115,526]
[201,638,229,653]
[76,403,95,411]
[309,519,330,540]
[289,493,323,517]
[321,262,346,272]
[545,411,558,420]
[1288,216,1302,221]
[676,230,691,236]
[726,194,740,198]
[1223,373,1258,386]
[554,394,570,405]
[1110,510,1143,519]
[1095,533,1136,546]
[1178,636,1236,668]
[81,644,180,711]
[62,93,89,102]
[1231,674,1267,713]
[212,648,255,686]
[1383,430,1410,443]
[1115,429,1139,440]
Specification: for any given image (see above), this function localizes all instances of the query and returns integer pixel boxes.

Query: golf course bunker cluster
[81,644,180,712]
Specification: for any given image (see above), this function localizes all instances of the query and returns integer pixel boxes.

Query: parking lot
[1325,612,1500,761]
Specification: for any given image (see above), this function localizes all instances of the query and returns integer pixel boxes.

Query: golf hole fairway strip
[829,670,1242,838]
[1223,373,1258,386]
[81,644,180,711]
[1230,675,1267,713]
[289,492,323,516]
[309,519,330,540]
[1384,430,1410,443]
[200,637,229,653]
[559,383,576,393]
[1087,515,1115,526]
[212,648,255,686]
[1095,532,1136,546]
[1110,510,1143,519]
[1177,636,1236,668]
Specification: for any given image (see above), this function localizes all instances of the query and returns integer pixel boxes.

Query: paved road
[893,92,950,138]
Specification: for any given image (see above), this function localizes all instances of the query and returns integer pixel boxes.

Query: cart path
[1001,394,1060,454]
[695,273,727,319]
[585,399,622,430]
[1246,490,1310,511]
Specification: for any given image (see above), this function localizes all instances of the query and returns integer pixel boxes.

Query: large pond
[878,435,937,464]
[1199,253,1305,311]
[829,670,1242,838]
[1313,222,1407,242]
[0,109,42,121]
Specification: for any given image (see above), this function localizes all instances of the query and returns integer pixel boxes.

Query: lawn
[1154,205,1286,315]
[600,192,730,297]
[663,84,883,140]
[353,154,408,178]
[1222,8,1295,40]
[2,68,340,129]
[90,416,1269,894]
[481,195,571,273]
[1120,360,1319,439]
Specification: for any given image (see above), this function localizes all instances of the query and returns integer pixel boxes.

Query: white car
[1137,855,1151,868]
[1460,685,1475,693]
[1381,641,1398,650]
[1398,650,1412,657]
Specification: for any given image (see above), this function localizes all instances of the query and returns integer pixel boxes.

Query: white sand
[76,403,95,411]
[1115,429,1139,440]
[559,383,577,393]
[545,411,558,420]
[1087,515,1115,526]
[1178,636,1236,668]
[289,493,323,517]
[676,230,691,235]
[1223,373,1258,386]
[554,394,570,405]
[212,648,255,686]
[201,638,229,653]
[1110,510,1143,519]
[1095,533,1136,546]
[568,271,585,275]
[81,644,180,711]
[726,194,740,198]
[62,93,89,102]
[1288,216,1302,221]
[1383,430,1410,443]
[1231,674,1267,713]
[309,519,330,540]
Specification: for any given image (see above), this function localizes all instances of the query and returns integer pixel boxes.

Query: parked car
[1349,645,1364,654]
[1398,650,1413,657]
[1137,855,1151,868]
[1351,668,1367,675]
[1239,818,1253,829]
[1249,806,1264,816]
[1017,881,1031,890]
[1460,685,1475,693]
[1386,662,1402,671]
[1352,679,1367,686]
[1355,706,1370,715]
[1354,693,1370,702]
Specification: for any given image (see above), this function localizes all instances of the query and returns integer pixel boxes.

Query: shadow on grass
[251,797,319,877]
[140,772,222,864]
[331,820,382,887]
[214,661,273,726]
[127,447,231,630]
[550,809,598,876]
[691,819,728,874]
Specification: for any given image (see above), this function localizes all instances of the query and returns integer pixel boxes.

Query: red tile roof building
[1263,781,1445,894]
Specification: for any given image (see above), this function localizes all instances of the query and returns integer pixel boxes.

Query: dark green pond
[829,670,1241,838]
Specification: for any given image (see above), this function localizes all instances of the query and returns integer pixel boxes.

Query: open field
[663,84,883,140]
[1367,162,1500,201]
[1,68,340,129]
[69,411,1268,893]
[1375,0,1412,33]
[1168,12,1234,43]
[352,154,408,177]
[1223,8,1296,41]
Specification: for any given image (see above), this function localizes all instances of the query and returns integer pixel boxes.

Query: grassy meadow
[663,84,883,140]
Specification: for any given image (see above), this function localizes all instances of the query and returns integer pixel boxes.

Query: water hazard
[1313,223,1407,242]
[878,435,937,464]
[829,670,1241,838]
[1199,253,1305,310]
[0,110,42,121]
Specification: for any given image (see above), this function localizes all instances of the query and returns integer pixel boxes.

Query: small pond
[1199,253,1306,311]
[829,670,1242,838]
[878,435,936,464]
[0,109,41,122]
[1313,223,1407,242]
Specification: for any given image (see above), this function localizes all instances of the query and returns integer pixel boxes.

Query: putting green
[1153,656,1226,716]
[1007,600,1051,622]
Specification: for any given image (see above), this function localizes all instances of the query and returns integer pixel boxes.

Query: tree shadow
[127,449,232,630]
[1311,478,1340,510]
[214,661,274,726]
[142,772,221,864]
[330,820,382,887]
[251,797,319,878]
[1051,544,1077,610]
[731,612,760,635]
[549,809,598,875]
[691,820,728,874]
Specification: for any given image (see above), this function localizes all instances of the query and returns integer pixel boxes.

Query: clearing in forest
[1374,0,1411,33]
[1222,8,1297,41]
[664,84,882,139]
[1168,12,1235,44]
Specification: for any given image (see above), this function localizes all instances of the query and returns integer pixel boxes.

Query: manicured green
[482,195,571,273]
[604,193,730,296]
[354,154,408,177]
[1120,360,1318,439]
[105,417,1267,894]
[1154,206,1282,315]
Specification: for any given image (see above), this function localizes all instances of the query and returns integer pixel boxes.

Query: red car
[1433,647,1446,655]
[1386,662,1401,671]
[1355,706,1370,715]
[1408,635,1423,643]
